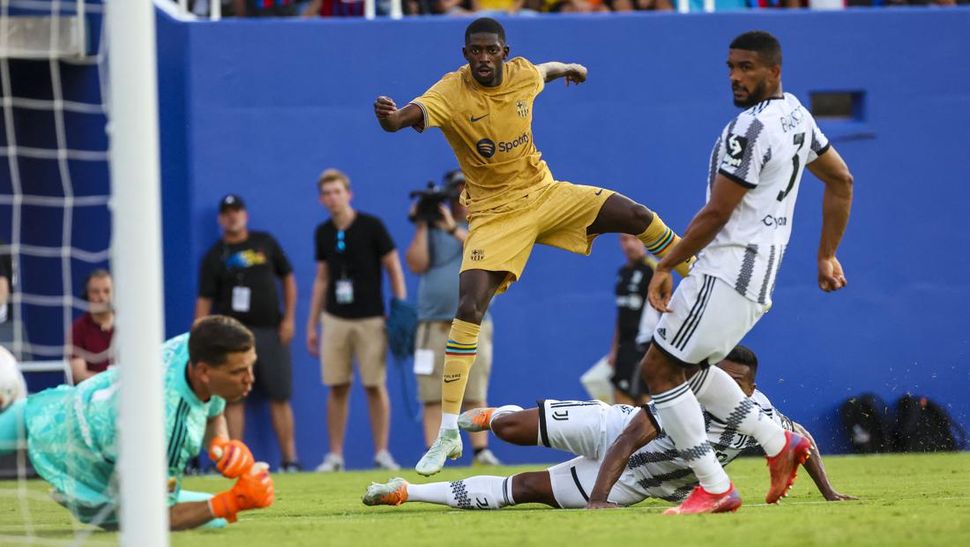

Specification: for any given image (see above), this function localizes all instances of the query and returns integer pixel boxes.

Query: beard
[733,80,769,108]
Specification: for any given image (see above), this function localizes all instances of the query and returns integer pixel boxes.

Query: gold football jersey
[411,57,554,214]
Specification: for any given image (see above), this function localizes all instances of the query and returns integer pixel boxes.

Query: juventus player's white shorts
[652,273,769,366]
[537,399,650,507]
[546,454,649,508]
[538,399,638,460]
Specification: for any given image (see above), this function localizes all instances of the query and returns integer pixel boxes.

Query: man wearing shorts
[374,17,695,475]
[306,169,407,472]
[406,170,500,465]
[639,31,854,514]
[197,194,300,471]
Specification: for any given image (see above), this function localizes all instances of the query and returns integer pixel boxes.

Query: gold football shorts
[460,181,615,294]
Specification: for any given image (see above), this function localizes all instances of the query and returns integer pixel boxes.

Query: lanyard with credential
[334,229,354,305]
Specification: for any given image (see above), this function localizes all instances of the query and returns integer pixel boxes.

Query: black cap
[219,194,245,213]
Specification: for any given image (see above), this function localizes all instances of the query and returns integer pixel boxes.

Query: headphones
[81,269,111,302]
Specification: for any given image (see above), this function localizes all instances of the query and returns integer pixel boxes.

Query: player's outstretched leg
[688,365,810,503]
[417,270,506,477]
[364,472,557,510]
[587,194,695,276]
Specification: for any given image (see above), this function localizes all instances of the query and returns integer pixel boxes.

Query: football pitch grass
[1,452,967,546]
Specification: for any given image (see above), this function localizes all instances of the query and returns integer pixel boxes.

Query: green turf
[1,453,968,546]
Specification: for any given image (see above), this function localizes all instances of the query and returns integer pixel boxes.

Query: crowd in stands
[189,0,966,19]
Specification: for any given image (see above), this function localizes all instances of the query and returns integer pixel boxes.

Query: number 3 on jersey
[777,132,805,202]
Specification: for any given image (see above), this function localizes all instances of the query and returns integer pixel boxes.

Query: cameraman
[405,171,500,466]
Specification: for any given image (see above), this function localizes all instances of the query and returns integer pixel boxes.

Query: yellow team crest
[516,100,528,118]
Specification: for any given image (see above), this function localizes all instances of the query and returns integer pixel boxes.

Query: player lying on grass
[363,345,854,510]
[0,316,274,530]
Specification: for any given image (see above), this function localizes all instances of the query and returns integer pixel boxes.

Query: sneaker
[663,483,742,515]
[279,461,303,473]
[765,431,811,503]
[472,448,501,466]
[362,477,409,507]
[415,428,463,476]
[374,449,401,471]
[458,408,496,432]
[315,453,344,472]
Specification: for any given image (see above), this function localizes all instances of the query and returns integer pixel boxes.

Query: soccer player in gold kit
[374,17,694,476]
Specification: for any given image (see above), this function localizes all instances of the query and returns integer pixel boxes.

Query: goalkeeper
[0,315,275,530]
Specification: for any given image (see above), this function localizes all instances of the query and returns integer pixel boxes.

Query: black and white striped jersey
[693,93,830,305]
[617,390,794,503]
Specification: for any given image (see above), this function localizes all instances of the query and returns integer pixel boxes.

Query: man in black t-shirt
[196,194,301,471]
[305,169,407,472]
[607,234,655,405]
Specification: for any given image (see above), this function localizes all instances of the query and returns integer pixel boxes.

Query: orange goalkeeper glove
[209,436,255,479]
[208,462,275,523]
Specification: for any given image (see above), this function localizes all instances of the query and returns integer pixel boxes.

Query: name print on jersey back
[694,93,831,305]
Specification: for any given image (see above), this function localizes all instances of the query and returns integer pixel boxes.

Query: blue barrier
[148,8,966,468]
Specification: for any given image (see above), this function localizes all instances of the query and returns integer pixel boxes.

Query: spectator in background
[405,171,500,466]
[68,270,115,384]
[306,169,406,472]
[302,0,365,17]
[607,234,654,405]
[232,0,297,16]
[196,194,301,472]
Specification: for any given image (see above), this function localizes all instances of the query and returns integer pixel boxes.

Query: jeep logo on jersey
[722,134,748,168]
[476,138,496,158]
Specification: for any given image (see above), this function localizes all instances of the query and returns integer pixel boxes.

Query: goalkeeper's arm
[169,500,221,531]
[169,462,276,530]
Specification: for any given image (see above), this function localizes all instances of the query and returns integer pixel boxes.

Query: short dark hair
[188,315,254,367]
[730,31,782,67]
[465,17,505,44]
[724,344,758,377]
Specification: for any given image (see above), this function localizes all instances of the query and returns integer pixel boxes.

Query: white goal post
[106,0,169,544]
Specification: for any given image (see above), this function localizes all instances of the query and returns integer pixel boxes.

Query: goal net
[1,0,168,544]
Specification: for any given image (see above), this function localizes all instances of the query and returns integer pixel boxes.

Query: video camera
[408,170,464,224]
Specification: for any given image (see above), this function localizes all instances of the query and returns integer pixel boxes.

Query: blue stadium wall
[155,9,970,468]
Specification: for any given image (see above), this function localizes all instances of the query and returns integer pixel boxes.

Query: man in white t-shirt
[638,30,855,515]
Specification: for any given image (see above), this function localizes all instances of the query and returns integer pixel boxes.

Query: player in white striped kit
[638,30,854,514]
[361,347,855,510]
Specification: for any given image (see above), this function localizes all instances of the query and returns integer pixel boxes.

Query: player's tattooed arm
[373,96,424,132]
[536,62,587,85]
[793,421,857,502]
[586,410,658,509]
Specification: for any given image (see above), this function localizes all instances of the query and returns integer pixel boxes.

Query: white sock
[653,382,732,494]
[488,405,523,428]
[690,366,787,457]
[406,476,515,510]
[440,413,459,431]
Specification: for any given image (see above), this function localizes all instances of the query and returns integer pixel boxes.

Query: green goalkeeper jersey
[23,333,226,526]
